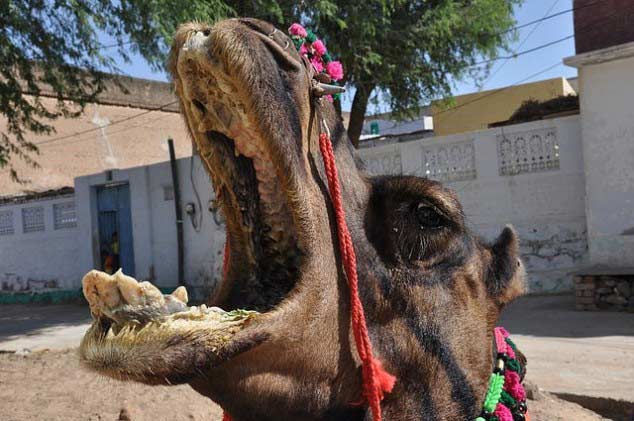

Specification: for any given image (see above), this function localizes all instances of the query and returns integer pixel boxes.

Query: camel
[80,18,528,420]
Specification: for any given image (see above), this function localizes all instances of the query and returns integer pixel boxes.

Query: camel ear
[488,225,526,306]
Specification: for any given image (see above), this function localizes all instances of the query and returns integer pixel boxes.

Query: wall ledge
[564,41,634,68]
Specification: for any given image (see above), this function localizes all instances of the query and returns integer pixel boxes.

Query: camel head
[80,18,527,420]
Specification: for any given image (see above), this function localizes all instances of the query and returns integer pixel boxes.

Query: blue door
[97,184,135,276]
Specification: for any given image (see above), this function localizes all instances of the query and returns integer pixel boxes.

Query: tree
[0,0,230,181]
[1,1,519,179]
[304,0,522,146]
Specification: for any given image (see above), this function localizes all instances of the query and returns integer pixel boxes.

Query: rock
[616,281,631,298]
[118,408,132,421]
[524,381,544,401]
[604,294,627,306]
[595,287,613,295]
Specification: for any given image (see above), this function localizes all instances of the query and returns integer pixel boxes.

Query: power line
[434,60,565,118]
[36,100,179,146]
[38,111,169,149]
[99,40,134,50]
[361,3,616,87]
[498,0,602,35]
[472,34,574,67]
[483,0,562,88]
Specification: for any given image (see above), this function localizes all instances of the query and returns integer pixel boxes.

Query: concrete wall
[432,78,577,136]
[358,115,588,292]
[75,156,225,297]
[571,53,634,267]
[0,194,82,290]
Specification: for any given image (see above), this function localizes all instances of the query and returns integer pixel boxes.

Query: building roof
[431,77,577,136]
[0,74,193,197]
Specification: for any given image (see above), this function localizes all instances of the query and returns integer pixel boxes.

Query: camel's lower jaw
[79,270,261,384]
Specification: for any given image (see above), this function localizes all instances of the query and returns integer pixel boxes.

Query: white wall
[4,115,588,294]
[74,156,225,298]
[0,194,82,290]
[576,55,634,267]
[358,115,588,293]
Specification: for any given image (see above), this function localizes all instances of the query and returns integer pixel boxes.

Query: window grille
[497,128,560,176]
[363,150,402,175]
[422,141,476,182]
[22,206,45,233]
[0,210,14,235]
[53,202,77,229]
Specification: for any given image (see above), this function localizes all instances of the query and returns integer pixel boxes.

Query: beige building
[0,75,192,197]
[432,77,577,136]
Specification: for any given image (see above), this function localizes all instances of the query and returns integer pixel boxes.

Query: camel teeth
[171,286,189,304]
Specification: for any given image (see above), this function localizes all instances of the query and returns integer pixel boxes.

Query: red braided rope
[318,132,396,421]
[220,131,396,421]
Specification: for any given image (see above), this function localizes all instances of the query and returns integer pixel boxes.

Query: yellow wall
[432,77,576,136]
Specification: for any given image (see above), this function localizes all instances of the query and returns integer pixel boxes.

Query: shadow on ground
[500,294,634,338]
[0,303,92,343]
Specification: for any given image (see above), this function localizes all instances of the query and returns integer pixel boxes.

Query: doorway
[96,183,135,276]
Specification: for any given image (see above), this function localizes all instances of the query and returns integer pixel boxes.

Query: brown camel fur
[80,18,527,421]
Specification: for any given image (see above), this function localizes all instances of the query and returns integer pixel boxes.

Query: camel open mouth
[173,21,306,311]
[80,21,308,376]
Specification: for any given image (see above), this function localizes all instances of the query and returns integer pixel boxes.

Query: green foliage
[1,0,520,179]
[0,0,234,181]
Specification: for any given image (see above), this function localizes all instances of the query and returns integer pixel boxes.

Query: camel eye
[416,203,443,229]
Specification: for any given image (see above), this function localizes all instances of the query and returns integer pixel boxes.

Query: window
[497,128,560,176]
[22,206,45,233]
[53,202,77,229]
[422,141,477,182]
[0,210,14,235]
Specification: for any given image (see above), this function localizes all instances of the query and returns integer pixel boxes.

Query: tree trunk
[347,83,375,148]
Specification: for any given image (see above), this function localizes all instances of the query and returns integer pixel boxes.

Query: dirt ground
[0,349,607,421]
[0,294,632,420]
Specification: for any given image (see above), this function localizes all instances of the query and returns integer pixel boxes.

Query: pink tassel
[310,57,324,73]
[289,23,307,37]
[494,403,514,421]
[504,370,526,401]
[312,39,327,56]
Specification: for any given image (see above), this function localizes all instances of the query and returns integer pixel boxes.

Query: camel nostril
[192,99,206,115]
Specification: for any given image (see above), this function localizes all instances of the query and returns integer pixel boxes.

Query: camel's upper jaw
[170,18,316,310]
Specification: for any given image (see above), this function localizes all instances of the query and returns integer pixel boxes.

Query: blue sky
[103,0,578,113]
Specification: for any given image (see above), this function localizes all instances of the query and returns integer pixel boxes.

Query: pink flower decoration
[326,60,344,81]
[504,371,526,401]
[289,23,307,38]
[494,403,513,421]
[299,43,309,55]
[325,94,334,102]
[312,39,327,56]
[311,57,324,73]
